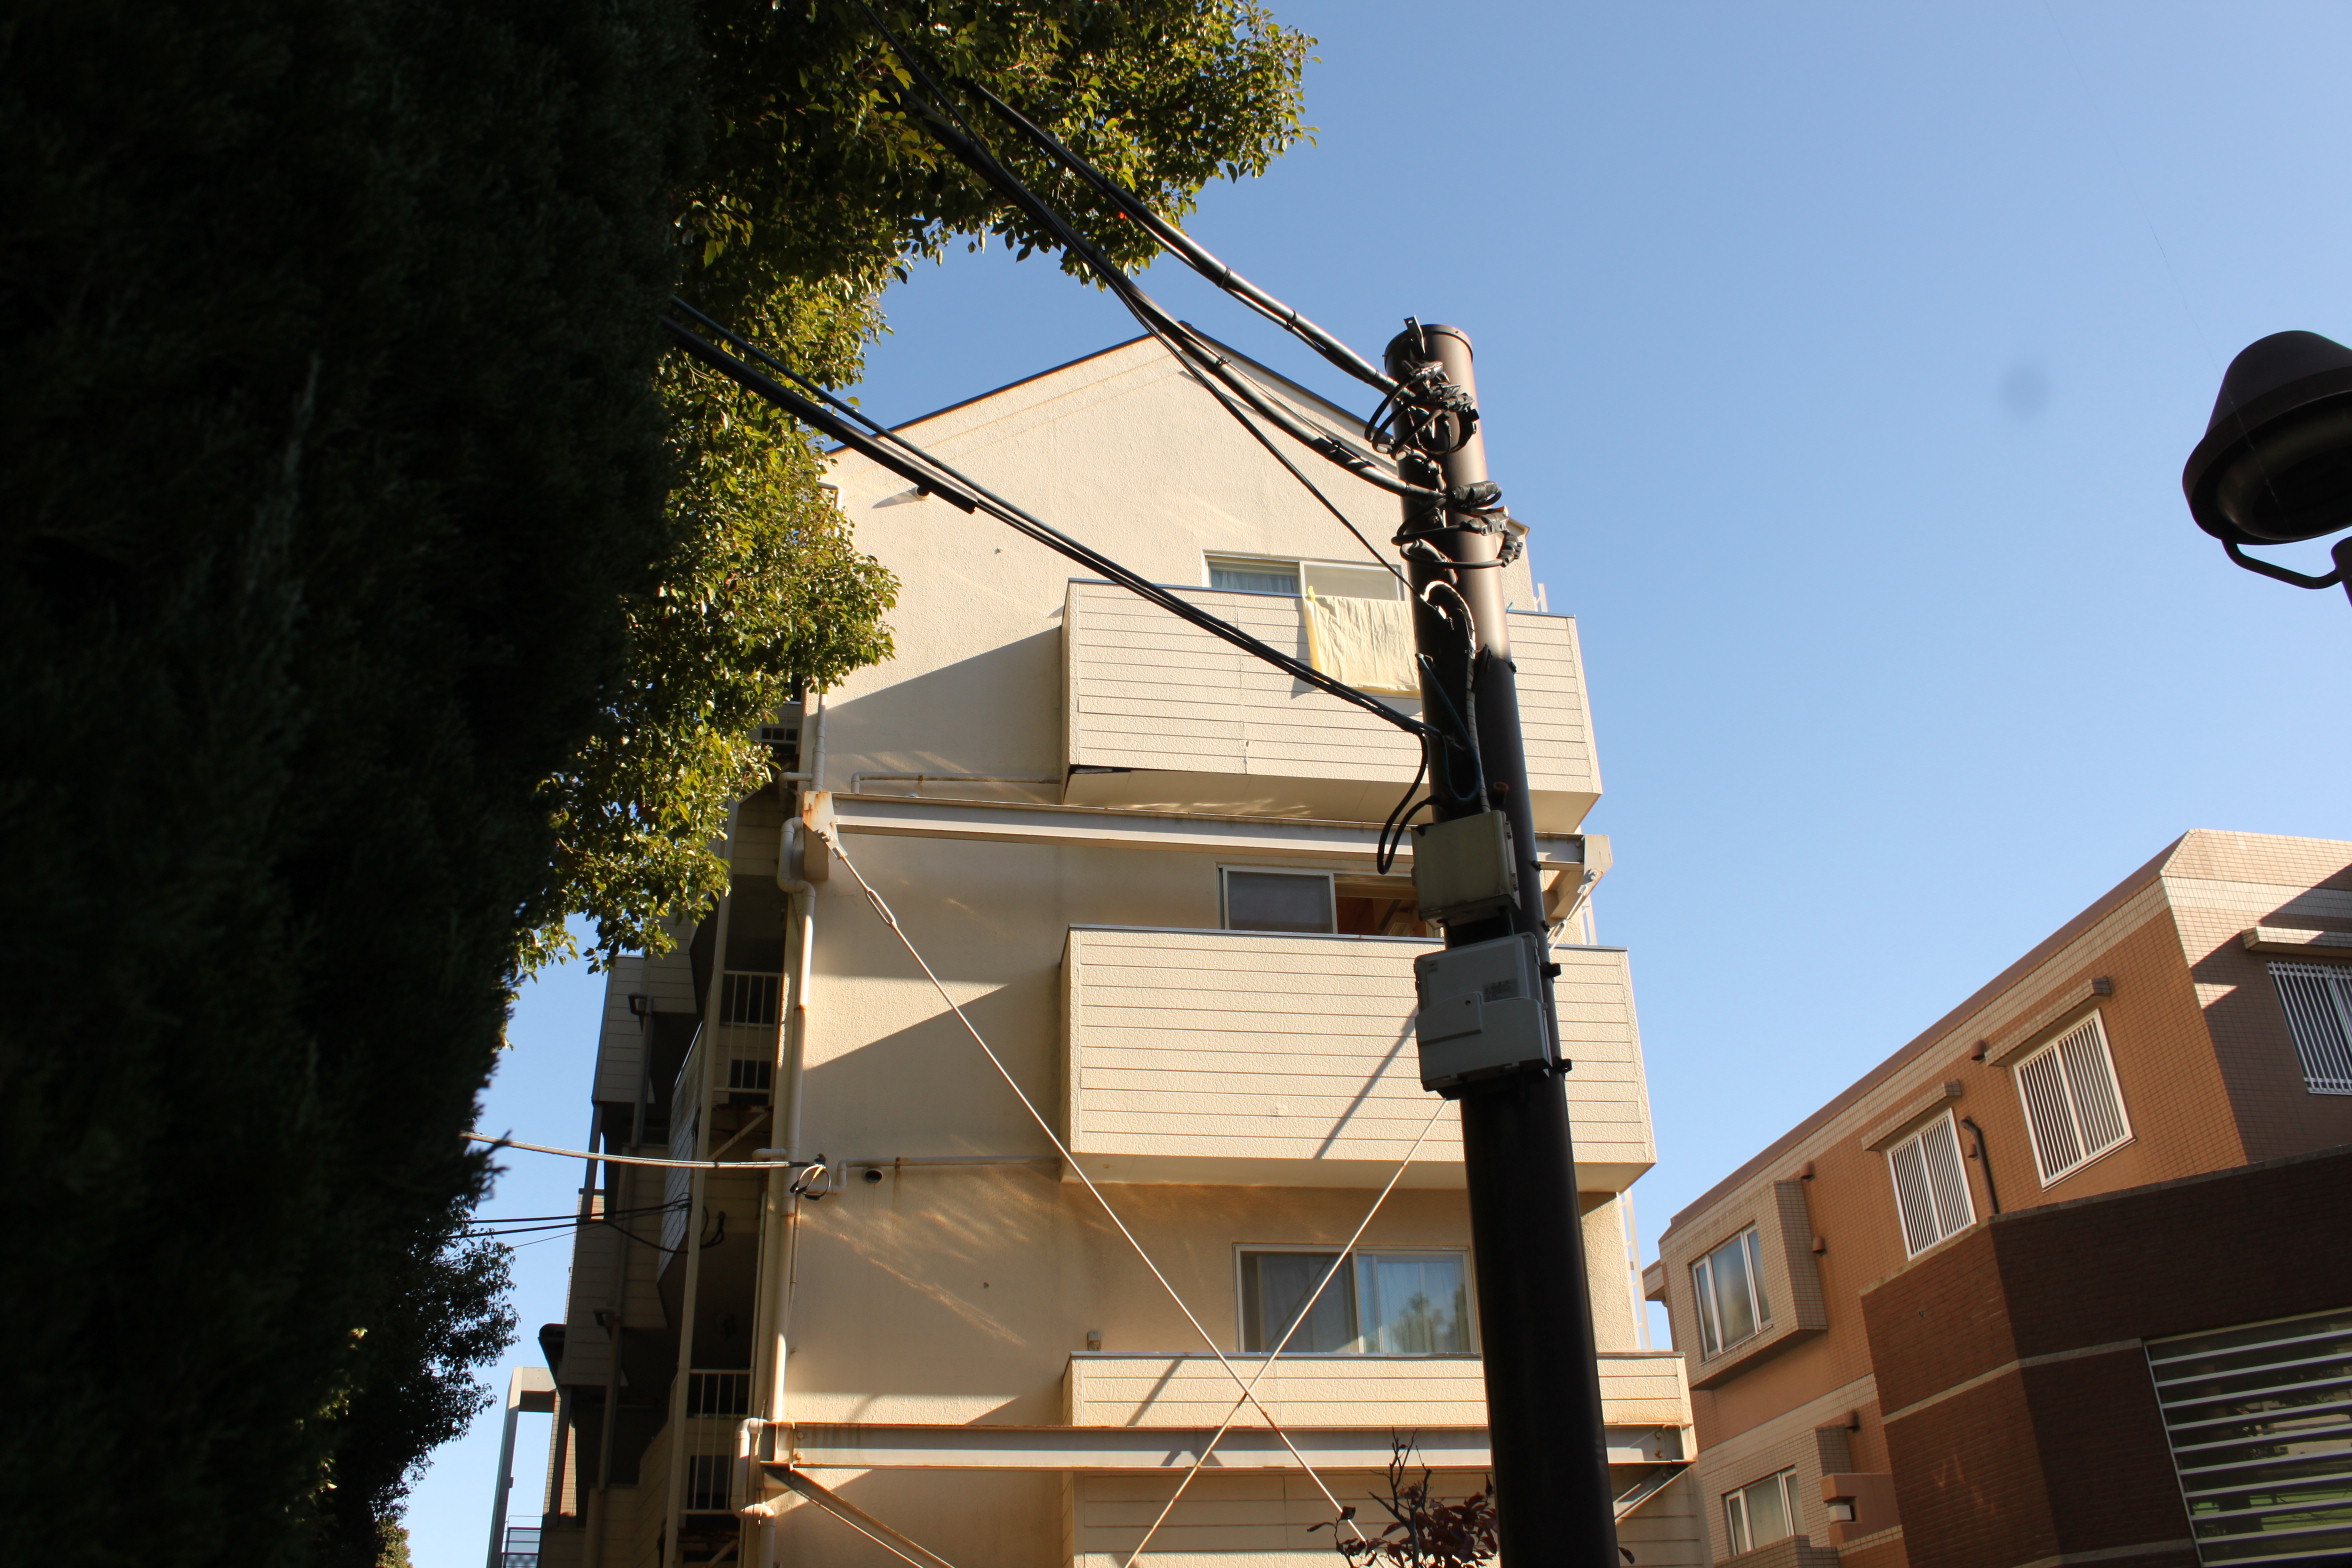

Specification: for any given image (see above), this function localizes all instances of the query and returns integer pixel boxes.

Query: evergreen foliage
[1,0,692,1560]
[535,0,1309,965]
[0,0,1306,1562]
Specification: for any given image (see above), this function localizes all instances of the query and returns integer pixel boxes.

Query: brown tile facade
[1654,831,2352,1566]
[1862,1146,2352,1568]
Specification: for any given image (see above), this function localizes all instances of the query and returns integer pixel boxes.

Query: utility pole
[1390,322,1621,1563]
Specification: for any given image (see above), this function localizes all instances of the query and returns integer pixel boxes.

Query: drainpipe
[582,1116,631,1564]
[1960,1116,2002,1215]
[748,687,823,1568]
[661,805,739,1568]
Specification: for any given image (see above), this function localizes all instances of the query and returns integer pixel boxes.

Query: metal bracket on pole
[1387,316,1623,1564]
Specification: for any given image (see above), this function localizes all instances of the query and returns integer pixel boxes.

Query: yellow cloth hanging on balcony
[1301,588,1418,695]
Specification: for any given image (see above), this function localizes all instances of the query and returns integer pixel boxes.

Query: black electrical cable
[1375,750,1432,876]
[842,1,1439,507]
[1414,651,1489,808]
[598,1219,692,1257]
[908,82,1418,500]
[662,308,1450,753]
[465,1218,652,1239]
[955,75,1397,399]
[462,1204,686,1239]
[465,1202,680,1227]
[1167,352,1406,587]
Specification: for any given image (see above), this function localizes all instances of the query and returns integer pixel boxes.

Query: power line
[464,1131,802,1170]
[661,303,1446,756]
[845,0,1445,510]
[955,77,1398,400]
[460,1213,677,1231]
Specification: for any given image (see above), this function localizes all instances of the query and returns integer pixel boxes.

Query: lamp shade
[2184,331,2352,545]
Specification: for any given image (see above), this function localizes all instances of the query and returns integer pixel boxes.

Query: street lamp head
[2183,330,2352,546]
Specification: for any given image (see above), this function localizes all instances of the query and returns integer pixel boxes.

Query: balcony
[1067,1349,1691,1442]
[775,1352,1688,1472]
[1062,581,1601,829]
[1061,927,1655,1191]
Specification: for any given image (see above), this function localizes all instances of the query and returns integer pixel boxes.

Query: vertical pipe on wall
[661,805,739,1568]
[583,1101,631,1568]
[750,685,823,1568]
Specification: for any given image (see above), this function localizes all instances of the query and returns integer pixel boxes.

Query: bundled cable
[955,77,1396,401]
[661,300,1448,753]
[843,0,1443,508]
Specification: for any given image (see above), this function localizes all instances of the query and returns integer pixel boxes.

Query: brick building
[1647,830,2352,1568]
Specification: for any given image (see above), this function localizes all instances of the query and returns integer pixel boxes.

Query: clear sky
[406,4,2352,1559]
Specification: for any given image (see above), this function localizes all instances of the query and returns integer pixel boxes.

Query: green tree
[2,1,694,1562]
[532,0,1310,967]
[0,1,1307,1563]
[323,1225,517,1567]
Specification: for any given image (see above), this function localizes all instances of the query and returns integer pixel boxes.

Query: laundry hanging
[1300,588,1418,695]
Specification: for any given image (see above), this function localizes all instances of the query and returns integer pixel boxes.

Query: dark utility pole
[1391,322,1621,1563]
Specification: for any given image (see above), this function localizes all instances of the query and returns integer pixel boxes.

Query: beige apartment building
[522,337,1704,1567]
[1649,831,2352,1568]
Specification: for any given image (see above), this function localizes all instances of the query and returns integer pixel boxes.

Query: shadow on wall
[826,627,1063,787]
[2191,880,2352,1163]
[799,977,1059,1153]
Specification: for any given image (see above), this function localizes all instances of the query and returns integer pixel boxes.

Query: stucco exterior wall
[548,336,1686,1567]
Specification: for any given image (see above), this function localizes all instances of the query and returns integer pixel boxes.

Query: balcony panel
[1063,581,1600,829]
[1063,928,1655,1190]
[1067,1350,1691,1435]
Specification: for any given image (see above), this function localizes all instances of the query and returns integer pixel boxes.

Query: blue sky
[405,4,2352,1558]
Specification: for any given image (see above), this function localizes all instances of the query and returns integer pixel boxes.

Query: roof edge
[1660,833,2191,1238]
[883,332,1155,435]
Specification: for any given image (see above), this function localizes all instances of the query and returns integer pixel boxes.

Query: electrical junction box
[1411,810,1519,924]
[1413,933,1555,1093]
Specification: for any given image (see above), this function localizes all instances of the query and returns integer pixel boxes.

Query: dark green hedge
[0,2,1310,1561]
[0,1,693,1561]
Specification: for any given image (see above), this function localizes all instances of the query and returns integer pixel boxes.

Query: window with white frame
[1691,1226,1769,1357]
[1221,868,1335,934]
[2013,1012,2132,1186]
[1886,1110,1976,1257]
[1206,552,1403,601]
[2268,961,2352,1095]
[1723,1467,1802,1555]
[1238,1248,1473,1354]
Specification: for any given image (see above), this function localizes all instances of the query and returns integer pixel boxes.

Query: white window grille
[719,970,781,1027]
[1723,1466,1802,1554]
[2269,962,2352,1095]
[683,1453,734,1512]
[1886,1110,1975,1257]
[1691,1226,1769,1357]
[2147,1305,2352,1564]
[2013,1011,2132,1186]
[686,1369,751,1417]
[501,1526,541,1568]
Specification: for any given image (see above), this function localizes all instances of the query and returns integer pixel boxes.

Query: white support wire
[818,827,1374,1543]
[461,1132,801,1170]
[1121,1097,1448,1567]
